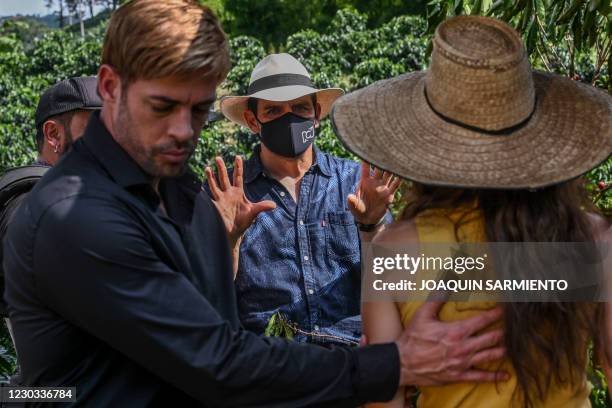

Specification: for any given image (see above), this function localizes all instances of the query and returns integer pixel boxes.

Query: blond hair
[102,0,230,84]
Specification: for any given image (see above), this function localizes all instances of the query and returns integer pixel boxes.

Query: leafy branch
[264,312,359,346]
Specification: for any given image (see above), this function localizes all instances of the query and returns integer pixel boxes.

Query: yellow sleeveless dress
[398,207,592,408]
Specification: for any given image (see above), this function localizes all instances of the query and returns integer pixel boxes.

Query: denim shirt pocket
[325,211,360,261]
[328,314,362,342]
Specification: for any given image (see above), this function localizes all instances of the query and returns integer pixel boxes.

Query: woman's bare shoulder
[587,213,611,241]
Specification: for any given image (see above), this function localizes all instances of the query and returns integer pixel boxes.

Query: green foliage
[590,365,611,407]
[28,25,104,80]
[353,58,405,87]
[190,120,257,180]
[200,0,225,16]
[586,156,612,218]
[0,321,17,381]
[264,311,359,345]
[0,24,102,173]
[221,0,427,48]
[286,10,428,92]
[335,0,427,27]
[222,0,338,48]
[315,121,357,161]
[224,36,267,95]
[588,345,611,408]
[0,18,50,47]
[264,312,296,339]
[328,7,368,33]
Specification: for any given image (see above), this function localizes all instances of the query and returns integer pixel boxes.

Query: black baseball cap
[35,76,102,129]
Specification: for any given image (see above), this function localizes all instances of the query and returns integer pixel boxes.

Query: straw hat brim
[221,86,344,128]
[331,71,612,189]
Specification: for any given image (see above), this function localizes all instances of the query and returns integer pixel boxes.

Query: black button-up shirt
[3,112,399,407]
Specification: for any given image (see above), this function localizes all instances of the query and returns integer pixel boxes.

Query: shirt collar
[34,157,51,167]
[244,144,332,184]
[313,146,332,177]
[81,111,152,188]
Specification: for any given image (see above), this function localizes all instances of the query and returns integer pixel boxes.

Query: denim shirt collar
[244,144,332,184]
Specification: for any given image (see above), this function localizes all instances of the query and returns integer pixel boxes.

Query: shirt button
[314,325,320,331]
[308,289,314,295]
[303,255,309,261]
[279,191,286,197]
[299,220,304,225]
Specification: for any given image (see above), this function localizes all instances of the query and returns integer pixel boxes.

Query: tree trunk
[88,0,94,19]
[79,1,85,37]
[59,0,65,28]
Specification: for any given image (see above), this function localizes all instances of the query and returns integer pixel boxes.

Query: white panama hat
[220,53,344,128]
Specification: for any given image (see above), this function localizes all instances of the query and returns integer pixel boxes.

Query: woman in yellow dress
[330,15,612,408]
[362,184,609,407]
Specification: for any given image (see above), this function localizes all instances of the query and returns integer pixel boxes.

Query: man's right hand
[395,301,508,387]
[206,155,276,247]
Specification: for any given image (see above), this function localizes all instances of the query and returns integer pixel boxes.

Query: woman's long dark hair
[401,179,604,408]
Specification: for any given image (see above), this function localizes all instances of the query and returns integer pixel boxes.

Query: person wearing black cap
[0,76,101,335]
[34,76,102,165]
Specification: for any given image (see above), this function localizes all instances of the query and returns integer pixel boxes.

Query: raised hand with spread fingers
[347,161,401,230]
[205,155,276,275]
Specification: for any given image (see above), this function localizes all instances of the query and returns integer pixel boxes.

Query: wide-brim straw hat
[221,53,344,128]
[331,16,612,189]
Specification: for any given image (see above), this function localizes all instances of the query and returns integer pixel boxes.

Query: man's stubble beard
[114,96,195,179]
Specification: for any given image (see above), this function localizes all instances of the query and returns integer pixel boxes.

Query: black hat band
[248,74,314,95]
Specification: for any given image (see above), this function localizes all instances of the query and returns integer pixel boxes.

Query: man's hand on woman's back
[395,301,508,387]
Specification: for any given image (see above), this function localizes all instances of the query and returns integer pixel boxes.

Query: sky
[0,0,52,16]
[0,0,104,17]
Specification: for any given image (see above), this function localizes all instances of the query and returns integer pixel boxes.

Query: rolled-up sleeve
[32,195,399,407]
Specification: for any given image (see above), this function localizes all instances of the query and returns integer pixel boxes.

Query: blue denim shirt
[235,145,368,346]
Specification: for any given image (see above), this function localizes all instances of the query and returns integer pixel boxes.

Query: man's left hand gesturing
[347,161,401,226]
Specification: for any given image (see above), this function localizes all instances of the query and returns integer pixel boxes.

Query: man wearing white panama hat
[208,53,400,346]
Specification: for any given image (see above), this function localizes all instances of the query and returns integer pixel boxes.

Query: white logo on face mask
[301,126,315,143]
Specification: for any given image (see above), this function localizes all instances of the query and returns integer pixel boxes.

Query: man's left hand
[348,161,401,225]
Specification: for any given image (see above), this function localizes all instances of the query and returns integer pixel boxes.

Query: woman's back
[398,206,593,407]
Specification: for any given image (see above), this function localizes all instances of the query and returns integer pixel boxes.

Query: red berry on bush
[599,181,606,190]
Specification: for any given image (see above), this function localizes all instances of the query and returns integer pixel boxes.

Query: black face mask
[258,112,316,158]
